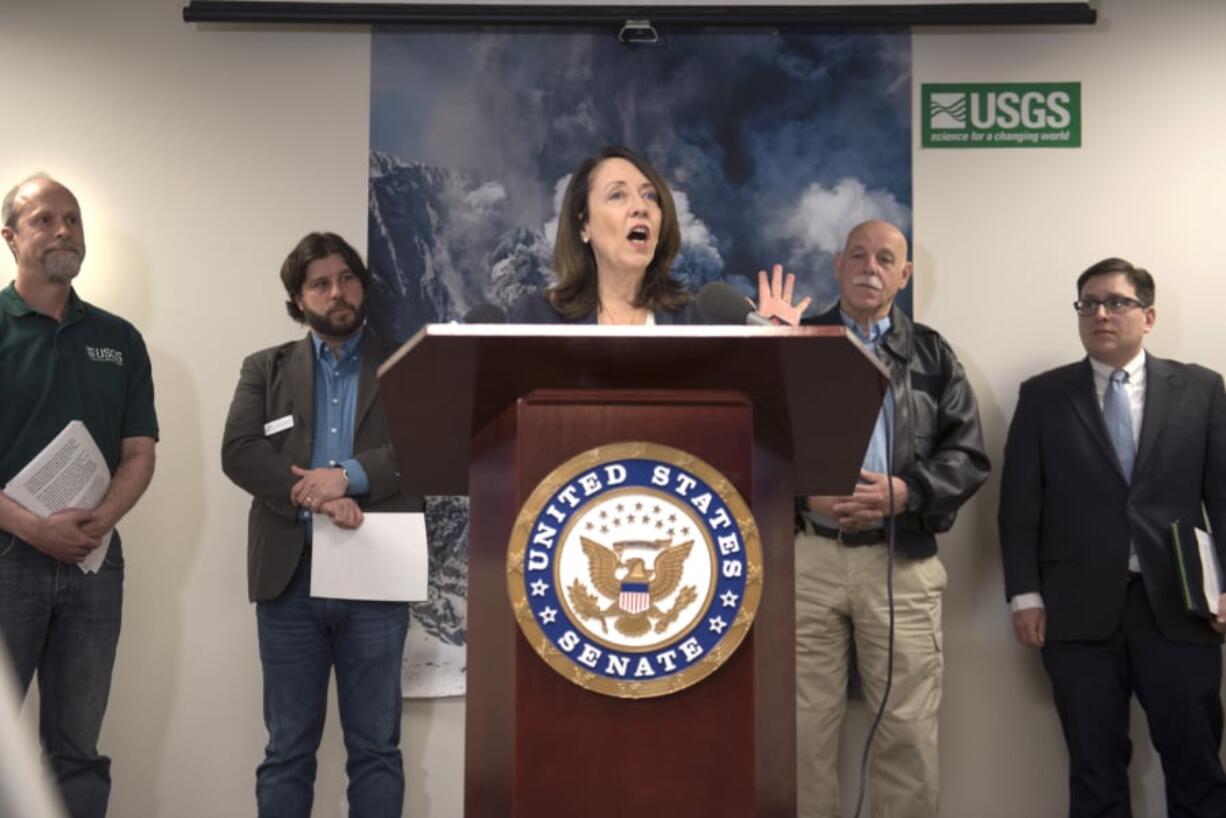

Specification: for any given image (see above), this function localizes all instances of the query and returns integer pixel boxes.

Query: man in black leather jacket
[794,220,989,818]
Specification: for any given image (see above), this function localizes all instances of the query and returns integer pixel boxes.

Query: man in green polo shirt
[0,174,157,818]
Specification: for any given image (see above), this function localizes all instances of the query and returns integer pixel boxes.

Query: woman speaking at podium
[509,145,807,327]
[509,146,702,326]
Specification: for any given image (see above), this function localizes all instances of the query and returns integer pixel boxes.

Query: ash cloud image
[367,27,911,696]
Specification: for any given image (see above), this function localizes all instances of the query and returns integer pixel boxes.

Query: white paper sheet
[1195,527,1222,615]
[310,512,428,602]
[2,420,112,574]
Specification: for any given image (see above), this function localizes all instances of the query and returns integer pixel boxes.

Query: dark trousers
[255,557,410,818]
[1042,576,1226,818]
[0,533,123,818]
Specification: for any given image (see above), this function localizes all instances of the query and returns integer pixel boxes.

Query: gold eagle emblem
[567,537,699,638]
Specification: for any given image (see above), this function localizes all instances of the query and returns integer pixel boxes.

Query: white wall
[912,4,1226,815]
[1,0,1222,815]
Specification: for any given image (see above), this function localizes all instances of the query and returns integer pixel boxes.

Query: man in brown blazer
[221,232,418,818]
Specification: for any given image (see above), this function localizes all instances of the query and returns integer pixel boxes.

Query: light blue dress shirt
[297,330,371,528]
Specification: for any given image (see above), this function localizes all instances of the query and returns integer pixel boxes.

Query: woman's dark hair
[548,146,689,319]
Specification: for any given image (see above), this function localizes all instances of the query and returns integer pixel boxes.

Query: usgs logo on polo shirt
[506,442,763,698]
[85,345,124,366]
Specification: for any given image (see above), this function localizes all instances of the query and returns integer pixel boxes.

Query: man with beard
[795,220,989,818]
[0,174,158,818]
[221,232,417,818]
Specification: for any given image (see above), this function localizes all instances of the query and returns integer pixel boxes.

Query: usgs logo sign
[922,82,1081,148]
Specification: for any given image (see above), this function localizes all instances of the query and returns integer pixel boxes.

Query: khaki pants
[795,531,946,818]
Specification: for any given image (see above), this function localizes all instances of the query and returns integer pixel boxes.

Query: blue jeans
[255,557,410,818]
[0,532,124,818]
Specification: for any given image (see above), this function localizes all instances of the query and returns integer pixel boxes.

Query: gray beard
[42,251,82,284]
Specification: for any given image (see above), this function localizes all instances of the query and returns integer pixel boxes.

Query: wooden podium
[379,324,887,818]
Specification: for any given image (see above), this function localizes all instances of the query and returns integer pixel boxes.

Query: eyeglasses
[1073,297,1148,317]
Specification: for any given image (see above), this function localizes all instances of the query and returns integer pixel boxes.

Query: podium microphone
[462,303,506,324]
[696,281,775,326]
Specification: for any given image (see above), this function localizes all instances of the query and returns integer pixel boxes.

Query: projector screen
[216,0,1082,5]
[183,2,1098,26]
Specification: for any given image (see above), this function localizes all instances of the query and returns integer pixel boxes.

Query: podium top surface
[378,323,888,496]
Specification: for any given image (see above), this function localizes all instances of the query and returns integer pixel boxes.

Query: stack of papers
[2,421,112,574]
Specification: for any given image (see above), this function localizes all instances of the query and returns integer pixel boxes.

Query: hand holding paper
[24,507,102,563]
[80,506,119,541]
[2,420,113,573]
[319,497,363,529]
[1214,593,1226,634]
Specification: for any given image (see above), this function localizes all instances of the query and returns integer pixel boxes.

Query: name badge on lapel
[264,415,294,437]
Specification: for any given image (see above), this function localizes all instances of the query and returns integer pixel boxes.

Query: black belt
[807,521,886,547]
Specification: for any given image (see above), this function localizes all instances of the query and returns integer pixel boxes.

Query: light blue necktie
[1103,368,1135,482]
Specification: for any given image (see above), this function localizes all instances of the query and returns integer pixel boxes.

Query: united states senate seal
[506,442,763,698]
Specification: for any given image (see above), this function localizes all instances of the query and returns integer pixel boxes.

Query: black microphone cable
[851,378,897,818]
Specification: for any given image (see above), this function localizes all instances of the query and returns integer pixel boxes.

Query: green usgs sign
[921,83,1081,148]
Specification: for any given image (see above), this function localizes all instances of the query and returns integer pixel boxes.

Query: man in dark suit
[999,257,1226,817]
[221,232,417,818]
